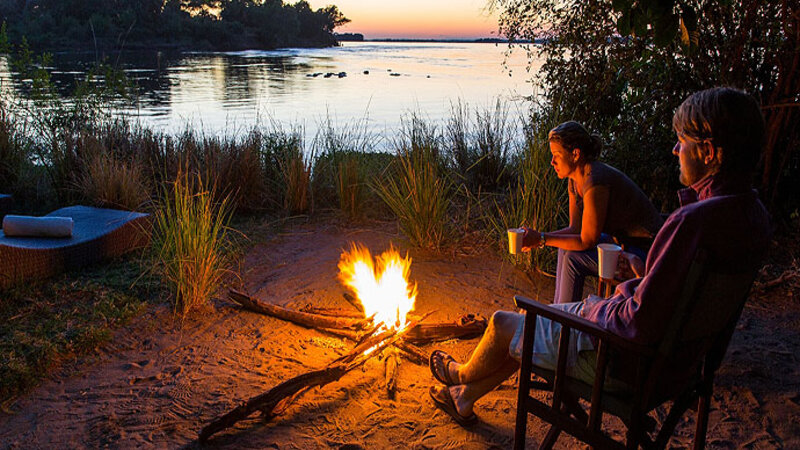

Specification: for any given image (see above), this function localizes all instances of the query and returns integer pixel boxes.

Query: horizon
[308,0,500,40]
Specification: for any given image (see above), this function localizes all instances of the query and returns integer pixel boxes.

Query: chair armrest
[514,295,654,356]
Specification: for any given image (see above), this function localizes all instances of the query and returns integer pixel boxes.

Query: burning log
[394,341,428,365]
[384,348,400,400]
[342,291,365,314]
[199,315,428,442]
[230,290,372,331]
[300,305,365,319]
[404,314,487,344]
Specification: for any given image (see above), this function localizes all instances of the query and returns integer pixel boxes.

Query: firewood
[342,291,365,314]
[394,341,428,365]
[199,314,429,442]
[230,290,371,330]
[404,314,487,344]
[384,348,400,400]
[300,305,365,319]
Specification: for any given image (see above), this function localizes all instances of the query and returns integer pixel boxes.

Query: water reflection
[1,42,538,142]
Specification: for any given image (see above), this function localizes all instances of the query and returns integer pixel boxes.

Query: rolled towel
[3,215,74,238]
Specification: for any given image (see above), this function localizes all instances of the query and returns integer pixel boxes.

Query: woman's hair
[672,87,765,177]
[548,121,603,162]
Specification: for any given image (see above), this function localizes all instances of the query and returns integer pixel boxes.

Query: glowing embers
[338,243,417,331]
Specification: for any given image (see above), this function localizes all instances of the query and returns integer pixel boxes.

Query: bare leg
[447,310,523,384]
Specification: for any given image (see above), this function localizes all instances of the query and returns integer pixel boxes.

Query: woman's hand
[520,227,541,252]
[615,251,645,280]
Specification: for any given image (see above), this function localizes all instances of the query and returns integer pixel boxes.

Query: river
[1,41,541,144]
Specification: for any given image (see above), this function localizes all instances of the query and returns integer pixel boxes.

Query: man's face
[672,133,708,186]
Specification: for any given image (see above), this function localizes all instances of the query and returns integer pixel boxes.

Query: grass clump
[77,151,151,211]
[151,170,234,319]
[375,116,454,250]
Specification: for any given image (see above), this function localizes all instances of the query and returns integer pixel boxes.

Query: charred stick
[384,348,400,400]
[394,340,428,365]
[342,291,365,314]
[404,314,487,344]
[199,314,429,442]
[300,305,365,319]
[230,290,370,330]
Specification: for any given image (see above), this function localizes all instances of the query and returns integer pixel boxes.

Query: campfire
[338,243,417,332]
[199,243,487,441]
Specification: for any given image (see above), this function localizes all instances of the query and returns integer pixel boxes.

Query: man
[428,87,771,426]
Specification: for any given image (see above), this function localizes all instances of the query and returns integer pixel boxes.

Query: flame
[338,243,417,330]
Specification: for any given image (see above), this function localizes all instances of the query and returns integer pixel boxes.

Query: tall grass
[444,100,514,194]
[151,171,233,319]
[492,114,567,273]
[0,101,28,195]
[374,115,454,250]
[311,116,383,219]
[77,151,151,211]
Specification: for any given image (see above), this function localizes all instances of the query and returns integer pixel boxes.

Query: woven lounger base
[0,205,151,289]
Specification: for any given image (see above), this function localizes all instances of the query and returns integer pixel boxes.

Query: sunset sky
[308,0,501,40]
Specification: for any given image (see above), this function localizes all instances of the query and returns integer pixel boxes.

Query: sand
[1,219,797,449]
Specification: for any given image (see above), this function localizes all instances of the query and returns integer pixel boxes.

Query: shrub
[151,171,233,319]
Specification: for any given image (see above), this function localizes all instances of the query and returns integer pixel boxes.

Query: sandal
[429,350,458,386]
[429,386,478,427]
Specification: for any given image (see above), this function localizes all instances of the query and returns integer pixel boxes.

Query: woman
[522,121,663,304]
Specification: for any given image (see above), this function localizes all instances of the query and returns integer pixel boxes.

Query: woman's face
[549,141,577,179]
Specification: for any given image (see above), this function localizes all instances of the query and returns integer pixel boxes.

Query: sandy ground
[1,219,798,449]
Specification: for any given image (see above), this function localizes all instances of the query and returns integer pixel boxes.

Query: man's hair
[548,121,603,162]
[672,87,765,176]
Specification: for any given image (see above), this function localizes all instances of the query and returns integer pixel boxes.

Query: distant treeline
[0,0,349,51]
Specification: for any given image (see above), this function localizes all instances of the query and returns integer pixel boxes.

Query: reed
[311,116,382,218]
[374,115,454,250]
[76,151,151,211]
[444,100,514,194]
[151,170,233,319]
[492,114,567,273]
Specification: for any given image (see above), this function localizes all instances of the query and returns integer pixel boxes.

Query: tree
[489,0,799,214]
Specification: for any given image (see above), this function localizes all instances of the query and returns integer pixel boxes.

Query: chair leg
[540,425,561,450]
[693,392,711,450]
[626,416,641,450]
[654,390,697,448]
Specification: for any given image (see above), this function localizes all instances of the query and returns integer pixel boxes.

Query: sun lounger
[0,205,151,289]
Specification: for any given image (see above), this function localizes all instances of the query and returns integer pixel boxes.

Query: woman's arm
[541,185,609,251]
[548,187,582,236]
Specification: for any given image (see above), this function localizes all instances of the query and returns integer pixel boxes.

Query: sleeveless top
[568,161,663,246]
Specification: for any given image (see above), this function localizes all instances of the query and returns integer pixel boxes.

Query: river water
[1,41,540,144]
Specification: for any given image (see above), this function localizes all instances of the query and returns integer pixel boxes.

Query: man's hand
[615,251,644,280]
[520,227,541,252]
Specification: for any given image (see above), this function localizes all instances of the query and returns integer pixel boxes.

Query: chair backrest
[646,249,757,397]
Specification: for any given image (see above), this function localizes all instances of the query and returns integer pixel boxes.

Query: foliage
[151,171,234,319]
[490,0,799,215]
[374,116,455,250]
[0,0,349,52]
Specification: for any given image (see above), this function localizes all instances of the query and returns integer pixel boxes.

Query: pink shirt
[580,174,771,345]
